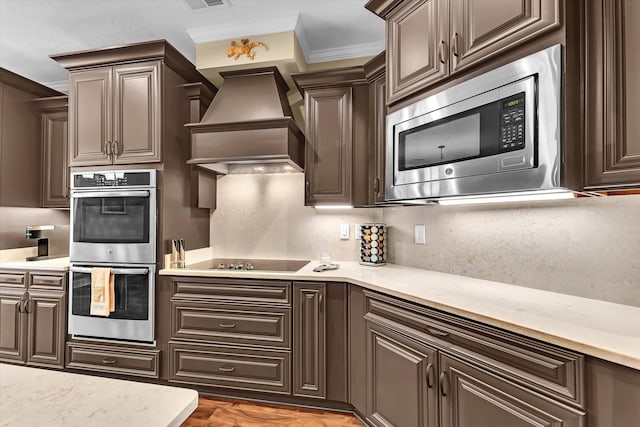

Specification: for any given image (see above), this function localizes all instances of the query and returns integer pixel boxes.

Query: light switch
[340,224,350,240]
[414,224,426,244]
[355,224,362,240]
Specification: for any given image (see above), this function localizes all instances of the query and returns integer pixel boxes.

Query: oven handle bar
[70,266,150,275]
[70,190,150,199]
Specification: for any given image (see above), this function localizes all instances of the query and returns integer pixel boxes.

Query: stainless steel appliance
[386,45,564,203]
[68,264,155,343]
[69,169,157,343]
[70,170,157,264]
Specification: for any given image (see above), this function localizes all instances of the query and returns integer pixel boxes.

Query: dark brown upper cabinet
[52,40,216,168]
[292,68,370,207]
[0,68,61,208]
[585,0,640,190]
[35,96,69,208]
[365,53,388,205]
[66,62,160,166]
[367,0,561,105]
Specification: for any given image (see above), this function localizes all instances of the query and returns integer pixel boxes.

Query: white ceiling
[0,0,384,91]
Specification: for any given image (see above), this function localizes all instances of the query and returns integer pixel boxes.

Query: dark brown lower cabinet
[439,354,585,427]
[0,270,66,369]
[169,341,290,394]
[66,342,160,378]
[366,322,438,427]
[293,282,326,399]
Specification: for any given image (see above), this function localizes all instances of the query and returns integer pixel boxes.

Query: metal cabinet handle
[24,300,32,314]
[102,358,117,365]
[374,178,380,194]
[452,32,460,57]
[426,363,434,388]
[219,323,236,329]
[305,181,310,196]
[104,141,112,155]
[17,300,24,313]
[319,292,324,312]
[438,40,448,64]
[426,327,450,338]
[439,372,449,396]
[112,140,119,156]
[218,366,236,373]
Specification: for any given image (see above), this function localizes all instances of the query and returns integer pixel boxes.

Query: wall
[0,207,70,252]
[210,174,640,307]
[210,173,382,261]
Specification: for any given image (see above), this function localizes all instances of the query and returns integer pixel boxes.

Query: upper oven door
[393,76,536,186]
[70,189,156,264]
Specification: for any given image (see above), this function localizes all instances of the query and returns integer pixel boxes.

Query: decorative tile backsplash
[209,174,640,306]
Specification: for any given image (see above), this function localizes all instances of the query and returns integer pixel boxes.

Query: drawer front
[66,342,160,378]
[171,301,291,349]
[172,277,291,306]
[0,271,26,288]
[364,291,584,408]
[169,341,291,394]
[29,272,66,291]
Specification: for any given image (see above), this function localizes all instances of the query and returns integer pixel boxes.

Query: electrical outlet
[340,224,350,240]
[414,224,426,244]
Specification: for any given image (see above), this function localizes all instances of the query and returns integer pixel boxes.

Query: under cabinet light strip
[437,191,575,206]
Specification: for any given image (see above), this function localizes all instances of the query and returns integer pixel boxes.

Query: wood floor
[182,396,364,427]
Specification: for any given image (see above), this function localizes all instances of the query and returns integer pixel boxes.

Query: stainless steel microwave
[385,45,563,202]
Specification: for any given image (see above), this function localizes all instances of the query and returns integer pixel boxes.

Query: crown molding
[187,14,300,44]
[304,40,384,64]
[43,80,69,93]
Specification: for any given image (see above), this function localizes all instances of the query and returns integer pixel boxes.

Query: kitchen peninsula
[0,363,197,426]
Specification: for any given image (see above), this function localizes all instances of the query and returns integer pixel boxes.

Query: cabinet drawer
[169,341,291,395]
[0,271,26,288]
[364,291,584,408]
[29,272,66,291]
[171,301,291,349]
[66,342,160,378]
[171,277,291,306]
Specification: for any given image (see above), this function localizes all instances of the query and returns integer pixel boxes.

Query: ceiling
[0,0,384,91]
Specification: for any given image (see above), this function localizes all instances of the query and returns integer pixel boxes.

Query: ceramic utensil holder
[360,224,386,266]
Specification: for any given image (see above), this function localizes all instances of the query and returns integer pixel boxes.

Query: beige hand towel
[109,272,115,313]
[90,267,111,317]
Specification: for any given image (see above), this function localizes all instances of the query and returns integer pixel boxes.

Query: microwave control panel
[500,93,526,151]
[73,171,153,188]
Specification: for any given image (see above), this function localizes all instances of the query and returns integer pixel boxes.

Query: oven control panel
[72,170,155,188]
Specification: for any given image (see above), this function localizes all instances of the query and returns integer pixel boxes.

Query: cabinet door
[0,289,25,363]
[304,87,353,206]
[68,68,112,166]
[371,74,387,204]
[293,282,326,398]
[42,110,69,208]
[450,0,561,73]
[26,290,65,368]
[113,62,161,164]
[387,0,449,104]
[440,354,585,427]
[585,0,640,189]
[366,323,438,427]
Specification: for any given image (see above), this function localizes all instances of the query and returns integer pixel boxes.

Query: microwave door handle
[71,190,150,199]
[70,267,149,275]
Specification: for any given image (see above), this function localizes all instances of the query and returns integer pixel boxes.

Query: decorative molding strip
[187,14,300,44]
[304,40,385,64]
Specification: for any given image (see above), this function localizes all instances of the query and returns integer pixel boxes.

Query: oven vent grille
[184,0,226,10]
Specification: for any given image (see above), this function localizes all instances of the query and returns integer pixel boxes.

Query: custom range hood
[187,67,305,174]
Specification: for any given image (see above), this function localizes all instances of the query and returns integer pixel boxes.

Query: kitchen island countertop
[160,249,640,371]
[0,363,197,427]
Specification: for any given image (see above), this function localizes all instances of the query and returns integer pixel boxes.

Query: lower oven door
[68,264,155,343]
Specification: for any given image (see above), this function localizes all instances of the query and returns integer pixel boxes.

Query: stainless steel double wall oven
[69,170,157,343]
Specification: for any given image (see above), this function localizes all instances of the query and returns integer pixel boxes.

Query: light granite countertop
[0,247,69,271]
[0,363,197,427]
[160,249,640,371]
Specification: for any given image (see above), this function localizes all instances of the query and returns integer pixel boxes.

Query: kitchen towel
[90,267,113,317]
